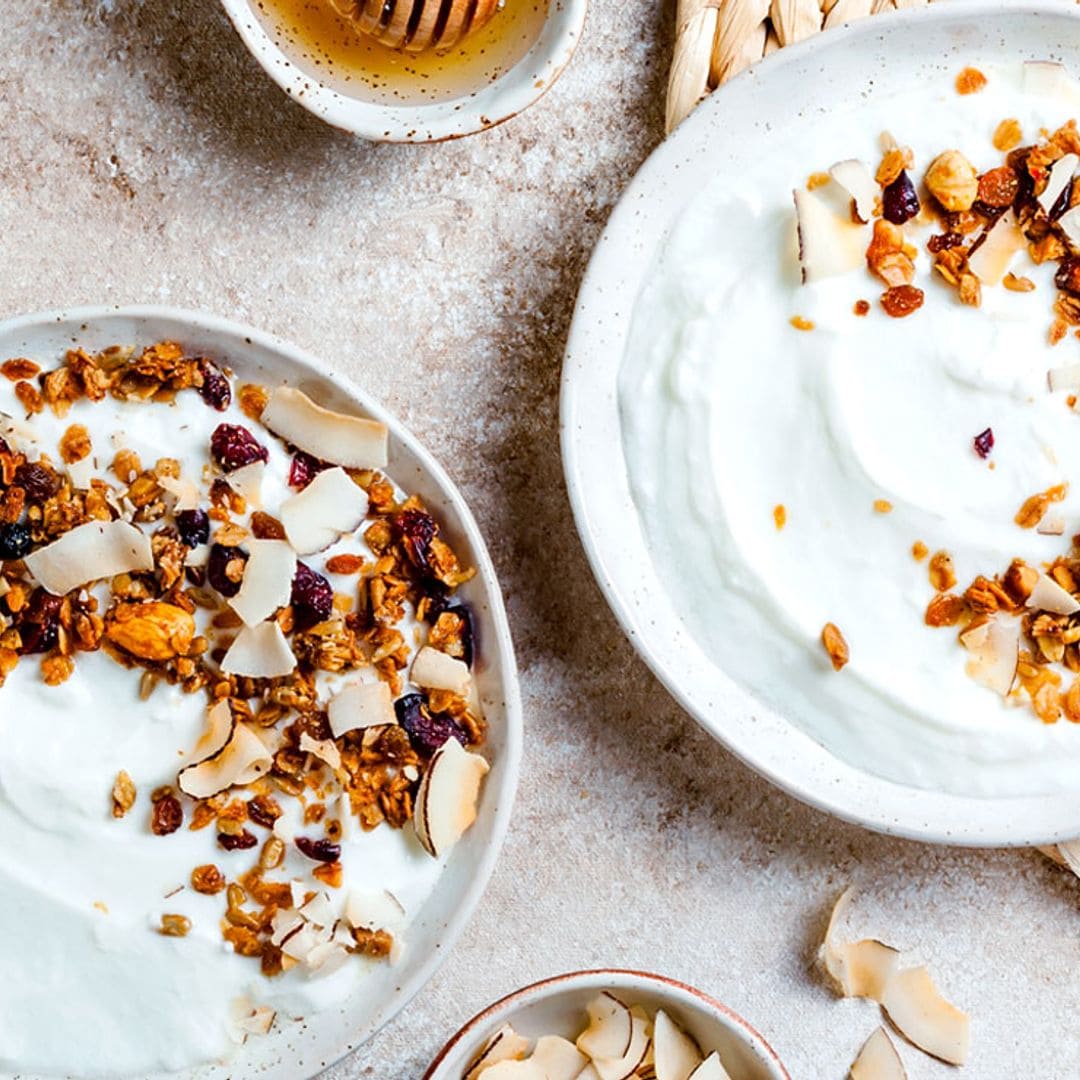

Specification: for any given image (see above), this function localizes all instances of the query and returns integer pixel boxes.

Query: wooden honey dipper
[339,0,504,53]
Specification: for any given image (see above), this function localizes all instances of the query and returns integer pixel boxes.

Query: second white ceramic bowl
[424,969,790,1080]
[560,2,1080,846]
[219,0,587,142]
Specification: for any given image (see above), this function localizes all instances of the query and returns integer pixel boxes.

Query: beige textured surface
[2,1,1079,1077]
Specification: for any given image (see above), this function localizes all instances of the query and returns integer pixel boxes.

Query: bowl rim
[559,1,1080,847]
[0,302,524,1078]
[217,0,589,143]
[421,967,791,1080]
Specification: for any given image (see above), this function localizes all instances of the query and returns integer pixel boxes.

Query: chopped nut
[259,837,285,870]
[992,118,1023,152]
[159,913,191,937]
[1015,484,1067,529]
[867,220,915,288]
[929,551,957,592]
[925,593,967,627]
[313,860,343,888]
[925,150,979,212]
[111,770,136,818]
[191,864,227,895]
[41,653,74,685]
[821,622,849,672]
[876,144,914,187]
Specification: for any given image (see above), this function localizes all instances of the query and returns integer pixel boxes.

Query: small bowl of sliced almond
[423,969,790,1080]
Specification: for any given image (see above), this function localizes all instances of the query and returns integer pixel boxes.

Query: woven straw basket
[667,0,933,133]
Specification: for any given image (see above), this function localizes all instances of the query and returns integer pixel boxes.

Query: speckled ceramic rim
[0,304,523,1080]
[561,3,1080,847]
[422,968,791,1080]
[218,0,587,142]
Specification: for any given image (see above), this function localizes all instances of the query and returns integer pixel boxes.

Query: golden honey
[251,0,549,105]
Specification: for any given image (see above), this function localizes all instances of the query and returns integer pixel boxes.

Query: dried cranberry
[18,589,61,654]
[288,451,328,490]
[880,285,925,318]
[1007,146,1037,212]
[973,427,994,459]
[0,522,31,560]
[295,836,341,862]
[185,566,206,587]
[197,360,232,411]
[1056,257,1080,296]
[217,830,258,851]
[927,231,964,254]
[247,795,282,829]
[151,794,183,836]
[175,508,210,547]
[210,423,268,472]
[14,462,58,502]
[882,170,920,225]
[971,200,1008,223]
[395,693,467,757]
[291,562,333,630]
[207,543,248,597]
[396,509,437,575]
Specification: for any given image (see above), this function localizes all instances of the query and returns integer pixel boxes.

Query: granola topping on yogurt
[0,340,489,1076]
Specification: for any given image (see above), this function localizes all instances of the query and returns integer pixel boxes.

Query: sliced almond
[464,1024,531,1080]
[411,645,471,694]
[25,520,153,595]
[850,1027,906,1080]
[262,386,388,469]
[414,737,490,858]
[229,540,296,627]
[221,620,297,678]
[280,466,369,556]
[653,1008,703,1080]
[881,966,969,1066]
[327,680,396,738]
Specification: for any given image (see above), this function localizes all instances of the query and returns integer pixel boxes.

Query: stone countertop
[2,1,1078,1076]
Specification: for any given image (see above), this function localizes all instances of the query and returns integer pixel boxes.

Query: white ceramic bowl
[219,0,587,142]
[423,969,790,1080]
[0,304,522,1080]
[561,2,1080,847]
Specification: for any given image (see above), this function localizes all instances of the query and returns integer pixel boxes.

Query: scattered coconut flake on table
[850,1027,907,1080]
[24,519,153,595]
[261,386,388,469]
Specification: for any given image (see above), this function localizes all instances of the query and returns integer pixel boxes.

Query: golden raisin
[881,285,924,318]
[928,551,957,592]
[773,504,786,530]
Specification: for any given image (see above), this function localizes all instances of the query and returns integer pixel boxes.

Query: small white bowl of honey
[220,0,587,142]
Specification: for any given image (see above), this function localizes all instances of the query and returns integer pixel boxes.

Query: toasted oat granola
[0,340,487,982]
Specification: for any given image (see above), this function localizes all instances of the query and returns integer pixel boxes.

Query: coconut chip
[158,474,201,511]
[327,680,396,738]
[958,613,1020,696]
[261,386,388,469]
[280,466,369,556]
[25,520,154,596]
[229,540,296,627]
[299,731,342,772]
[829,159,877,223]
[410,645,471,695]
[1028,573,1080,615]
[176,701,273,798]
[220,620,297,678]
[1038,154,1079,214]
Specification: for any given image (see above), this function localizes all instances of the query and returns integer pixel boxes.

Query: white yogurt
[0,376,447,1077]
[620,64,1080,797]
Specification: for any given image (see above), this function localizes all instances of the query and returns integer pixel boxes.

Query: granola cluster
[0,340,485,979]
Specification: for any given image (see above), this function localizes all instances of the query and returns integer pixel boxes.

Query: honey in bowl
[251,0,549,105]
